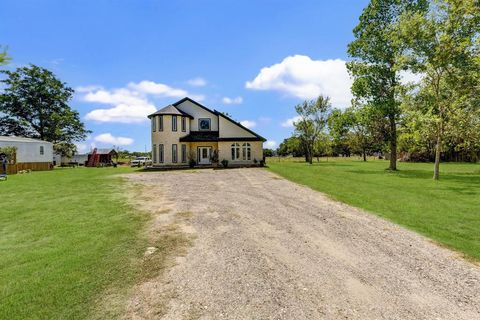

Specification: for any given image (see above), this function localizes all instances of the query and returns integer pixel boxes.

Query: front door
[198,147,211,165]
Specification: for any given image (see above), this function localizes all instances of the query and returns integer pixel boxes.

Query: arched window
[231,143,240,160]
[242,143,251,160]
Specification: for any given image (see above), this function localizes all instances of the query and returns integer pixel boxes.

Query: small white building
[53,152,89,166]
[0,136,53,172]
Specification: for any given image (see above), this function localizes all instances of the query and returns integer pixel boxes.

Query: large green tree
[293,96,331,164]
[278,136,303,157]
[0,65,90,150]
[397,0,480,179]
[348,0,428,170]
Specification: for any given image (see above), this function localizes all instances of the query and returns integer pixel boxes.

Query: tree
[0,65,90,149]
[293,96,331,164]
[348,0,428,170]
[0,46,10,65]
[263,148,275,157]
[397,0,480,179]
[328,105,384,161]
[278,136,303,157]
[53,142,77,158]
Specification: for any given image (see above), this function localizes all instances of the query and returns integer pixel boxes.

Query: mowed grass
[267,157,480,261]
[0,167,147,319]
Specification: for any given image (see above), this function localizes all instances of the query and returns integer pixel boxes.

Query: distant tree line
[277,0,479,180]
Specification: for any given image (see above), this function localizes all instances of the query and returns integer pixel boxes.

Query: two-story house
[148,97,266,167]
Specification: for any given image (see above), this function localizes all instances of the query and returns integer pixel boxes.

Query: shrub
[221,159,229,168]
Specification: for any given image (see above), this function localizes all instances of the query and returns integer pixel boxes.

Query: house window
[242,143,251,160]
[159,144,164,163]
[231,143,240,160]
[198,118,211,131]
[152,116,156,132]
[152,144,157,163]
[172,144,177,163]
[40,146,44,155]
[181,117,186,132]
[159,116,163,131]
[172,116,177,132]
[181,144,187,163]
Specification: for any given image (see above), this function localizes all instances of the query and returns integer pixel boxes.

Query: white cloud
[399,70,423,85]
[264,140,277,149]
[80,81,205,123]
[281,115,302,128]
[246,55,352,108]
[222,96,243,105]
[240,120,256,129]
[187,77,207,87]
[75,143,89,154]
[83,87,156,123]
[94,133,134,146]
[128,81,188,97]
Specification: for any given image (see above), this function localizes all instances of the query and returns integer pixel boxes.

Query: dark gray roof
[149,97,266,141]
[179,131,219,142]
[148,105,193,118]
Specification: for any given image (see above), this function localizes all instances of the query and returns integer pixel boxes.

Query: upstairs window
[198,118,211,131]
[152,116,156,132]
[159,115,163,131]
[231,143,240,160]
[181,116,186,132]
[172,116,177,132]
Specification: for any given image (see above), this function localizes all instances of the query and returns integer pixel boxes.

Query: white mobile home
[0,136,53,173]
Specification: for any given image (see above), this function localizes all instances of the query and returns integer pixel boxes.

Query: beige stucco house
[148,97,266,167]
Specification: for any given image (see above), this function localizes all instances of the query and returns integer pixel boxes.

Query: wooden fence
[5,162,53,175]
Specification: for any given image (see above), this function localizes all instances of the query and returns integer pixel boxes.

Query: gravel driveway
[125,168,480,320]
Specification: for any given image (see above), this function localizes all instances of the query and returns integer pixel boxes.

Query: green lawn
[267,157,480,261]
[0,167,147,320]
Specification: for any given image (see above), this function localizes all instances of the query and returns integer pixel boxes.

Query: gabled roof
[90,148,117,155]
[169,97,266,142]
[215,111,266,142]
[148,104,194,119]
[0,136,52,144]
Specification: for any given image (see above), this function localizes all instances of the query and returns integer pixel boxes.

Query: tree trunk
[388,115,397,170]
[363,148,367,162]
[433,128,441,180]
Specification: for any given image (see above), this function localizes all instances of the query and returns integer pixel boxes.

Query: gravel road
[125,168,480,320]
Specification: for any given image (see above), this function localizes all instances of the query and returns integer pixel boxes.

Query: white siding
[175,100,219,131]
[218,116,256,138]
[0,140,53,163]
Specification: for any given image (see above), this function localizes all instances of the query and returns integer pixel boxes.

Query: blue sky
[1,0,369,152]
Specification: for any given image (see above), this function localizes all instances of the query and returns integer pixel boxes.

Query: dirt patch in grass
[93,176,194,319]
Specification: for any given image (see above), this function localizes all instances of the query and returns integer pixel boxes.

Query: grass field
[267,157,480,261]
[0,167,147,320]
